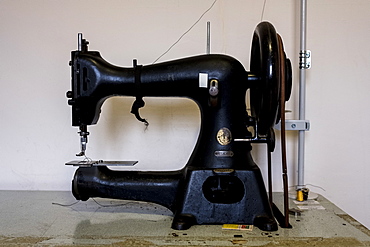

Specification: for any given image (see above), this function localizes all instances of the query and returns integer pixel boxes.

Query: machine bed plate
[65,160,138,167]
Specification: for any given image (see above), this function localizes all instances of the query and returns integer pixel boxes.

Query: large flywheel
[250,22,292,137]
[248,22,293,229]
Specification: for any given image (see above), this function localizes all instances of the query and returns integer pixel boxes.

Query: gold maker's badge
[216,128,232,145]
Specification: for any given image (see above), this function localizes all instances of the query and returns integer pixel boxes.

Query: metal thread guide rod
[78,33,83,51]
[206,21,211,54]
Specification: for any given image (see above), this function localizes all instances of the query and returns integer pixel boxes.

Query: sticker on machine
[199,73,208,88]
[216,128,232,145]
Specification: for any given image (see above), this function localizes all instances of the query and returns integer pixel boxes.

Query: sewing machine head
[66,21,292,231]
[66,23,291,157]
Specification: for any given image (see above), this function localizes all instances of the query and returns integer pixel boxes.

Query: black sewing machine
[66,21,292,231]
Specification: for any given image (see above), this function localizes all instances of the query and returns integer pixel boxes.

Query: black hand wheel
[249,22,292,136]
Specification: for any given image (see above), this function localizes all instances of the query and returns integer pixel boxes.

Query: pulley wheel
[250,22,291,136]
[275,34,293,124]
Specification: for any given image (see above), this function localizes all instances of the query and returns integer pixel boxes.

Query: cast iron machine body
[66,22,292,231]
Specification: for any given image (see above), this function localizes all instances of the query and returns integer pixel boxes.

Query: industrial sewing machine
[66,21,292,231]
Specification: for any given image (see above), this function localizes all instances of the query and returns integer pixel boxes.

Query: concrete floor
[0,191,369,246]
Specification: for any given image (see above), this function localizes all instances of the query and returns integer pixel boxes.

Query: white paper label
[199,73,208,88]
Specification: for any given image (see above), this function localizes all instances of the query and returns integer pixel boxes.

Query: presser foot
[75,151,85,157]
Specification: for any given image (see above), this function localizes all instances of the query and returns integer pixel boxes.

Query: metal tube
[78,33,82,51]
[297,0,307,189]
[206,21,211,54]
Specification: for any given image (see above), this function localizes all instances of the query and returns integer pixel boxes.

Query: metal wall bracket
[275,120,310,131]
[299,50,311,69]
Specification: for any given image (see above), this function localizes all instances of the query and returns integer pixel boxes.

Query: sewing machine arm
[67,51,250,127]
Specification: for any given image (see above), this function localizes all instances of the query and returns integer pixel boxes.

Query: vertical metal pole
[206,21,211,54]
[298,0,307,189]
[78,33,83,51]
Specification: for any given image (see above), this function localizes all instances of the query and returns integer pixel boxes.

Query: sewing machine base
[172,168,277,231]
[71,166,277,231]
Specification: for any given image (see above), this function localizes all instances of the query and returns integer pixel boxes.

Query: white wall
[0,0,369,229]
